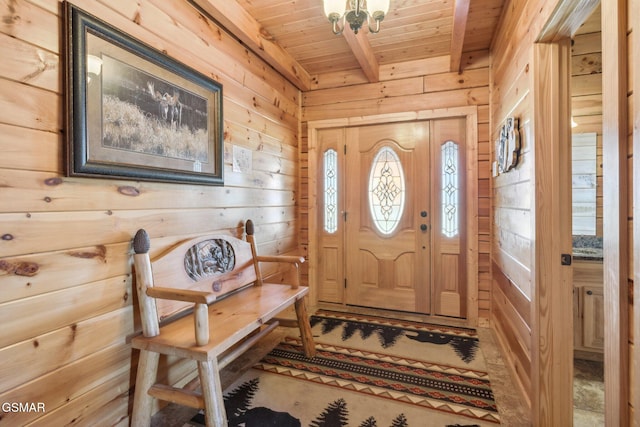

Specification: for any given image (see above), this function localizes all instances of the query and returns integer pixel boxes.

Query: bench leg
[198,359,227,427]
[132,350,160,426]
[295,297,316,358]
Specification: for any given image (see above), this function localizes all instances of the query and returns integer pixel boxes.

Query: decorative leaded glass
[324,149,338,233]
[442,140,459,238]
[368,146,405,235]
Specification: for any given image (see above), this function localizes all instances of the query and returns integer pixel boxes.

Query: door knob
[420,211,428,217]
[420,224,428,231]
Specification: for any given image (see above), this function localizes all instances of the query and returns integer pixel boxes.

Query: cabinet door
[582,286,604,350]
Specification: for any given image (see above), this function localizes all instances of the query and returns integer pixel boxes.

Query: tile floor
[476,328,531,426]
[573,358,605,426]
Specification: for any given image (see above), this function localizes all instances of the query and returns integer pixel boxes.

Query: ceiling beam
[450,0,470,73]
[342,27,380,83]
[191,0,312,91]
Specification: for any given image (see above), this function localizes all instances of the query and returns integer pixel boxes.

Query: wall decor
[64,2,224,185]
[232,145,253,174]
[495,117,520,174]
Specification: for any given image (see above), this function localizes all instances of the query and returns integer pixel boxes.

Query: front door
[345,121,431,313]
[316,118,467,317]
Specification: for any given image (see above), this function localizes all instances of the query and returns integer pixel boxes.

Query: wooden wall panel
[491,266,532,406]
[0,0,301,423]
[0,343,132,426]
[301,54,491,322]
[629,0,638,420]
[489,0,562,410]
[601,0,631,423]
[302,87,489,123]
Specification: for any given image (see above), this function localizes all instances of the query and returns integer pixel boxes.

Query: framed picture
[64,2,224,185]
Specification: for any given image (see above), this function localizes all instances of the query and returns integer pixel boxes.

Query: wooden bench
[130,220,316,426]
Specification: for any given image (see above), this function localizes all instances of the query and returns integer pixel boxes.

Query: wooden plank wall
[299,51,492,321]
[0,0,300,424]
[489,0,569,408]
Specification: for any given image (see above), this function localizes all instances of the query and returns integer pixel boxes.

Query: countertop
[573,235,603,261]
[573,247,603,261]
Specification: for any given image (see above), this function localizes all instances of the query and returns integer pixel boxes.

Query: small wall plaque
[232,145,253,174]
[495,117,521,174]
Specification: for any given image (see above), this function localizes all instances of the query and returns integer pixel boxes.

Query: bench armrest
[255,255,305,265]
[147,287,217,304]
[146,286,213,346]
[254,255,305,288]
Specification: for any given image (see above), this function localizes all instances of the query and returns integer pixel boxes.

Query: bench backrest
[133,221,261,327]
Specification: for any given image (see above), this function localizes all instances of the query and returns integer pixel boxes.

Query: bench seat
[131,282,309,361]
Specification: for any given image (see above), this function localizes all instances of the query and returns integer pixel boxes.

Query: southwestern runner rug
[189,310,500,426]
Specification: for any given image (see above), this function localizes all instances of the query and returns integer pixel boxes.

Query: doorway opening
[534,0,628,424]
[569,5,604,424]
[306,107,479,327]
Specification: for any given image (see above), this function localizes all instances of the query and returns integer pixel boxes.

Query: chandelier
[323,0,391,35]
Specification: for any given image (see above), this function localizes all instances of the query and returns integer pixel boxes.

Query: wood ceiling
[191,0,506,91]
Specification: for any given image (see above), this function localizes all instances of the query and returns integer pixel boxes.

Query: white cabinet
[573,260,604,353]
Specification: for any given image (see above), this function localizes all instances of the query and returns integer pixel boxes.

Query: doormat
[188,310,500,426]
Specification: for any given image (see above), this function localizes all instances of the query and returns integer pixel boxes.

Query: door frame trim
[306,106,479,325]
[531,40,574,426]
[601,0,630,423]
[533,0,629,423]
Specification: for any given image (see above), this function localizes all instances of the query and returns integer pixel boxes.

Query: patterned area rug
[189,310,500,426]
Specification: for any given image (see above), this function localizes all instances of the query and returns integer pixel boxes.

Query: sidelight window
[441,140,459,237]
[323,149,338,233]
[368,146,405,235]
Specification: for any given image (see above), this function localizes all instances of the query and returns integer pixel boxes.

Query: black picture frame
[64,2,224,185]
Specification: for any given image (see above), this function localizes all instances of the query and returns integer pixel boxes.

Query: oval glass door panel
[368,146,406,235]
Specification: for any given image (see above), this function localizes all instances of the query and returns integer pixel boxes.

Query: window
[368,146,405,235]
[571,133,597,236]
[323,149,338,233]
[441,140,459,237]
